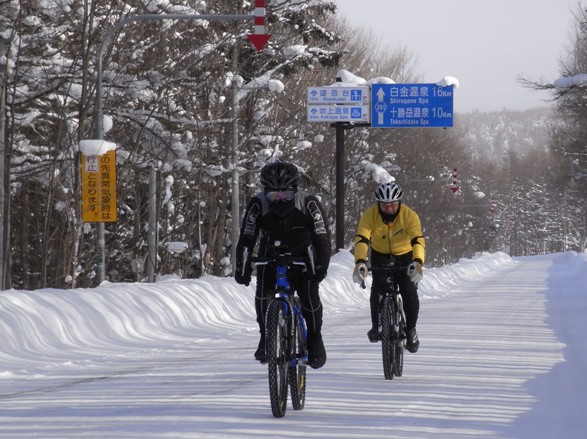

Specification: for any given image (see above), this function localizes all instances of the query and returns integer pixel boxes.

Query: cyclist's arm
[306,195,331,271]
[236,196,263,274]
[353,207,376,264]
[406,210,425,265]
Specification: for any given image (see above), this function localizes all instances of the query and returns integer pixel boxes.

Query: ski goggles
[265,189,296,202]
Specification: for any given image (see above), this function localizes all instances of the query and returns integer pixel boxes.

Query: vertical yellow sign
[81,150,117,222]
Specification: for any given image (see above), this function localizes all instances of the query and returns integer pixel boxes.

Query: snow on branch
[554,74,587,90]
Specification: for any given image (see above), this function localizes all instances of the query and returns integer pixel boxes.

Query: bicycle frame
[273,264,308,368]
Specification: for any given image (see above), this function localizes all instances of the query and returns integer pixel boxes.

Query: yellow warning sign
[81,150,117,222]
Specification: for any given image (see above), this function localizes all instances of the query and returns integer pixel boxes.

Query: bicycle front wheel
[393,297,405,377]
[381,295,395,380]
[266,299,289,418]
[289,298,307,410]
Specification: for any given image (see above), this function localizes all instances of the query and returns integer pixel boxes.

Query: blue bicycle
[249,241,315,418]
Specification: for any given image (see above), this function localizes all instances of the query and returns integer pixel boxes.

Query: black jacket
[236,190,331,277]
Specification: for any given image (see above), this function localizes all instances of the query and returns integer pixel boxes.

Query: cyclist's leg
[391,252,419,328]
[397,274,419,330]
[254,264,275,362]
[397,274,420,352]
[296,274,326,369]
[369,251,392,341]
[368,276,384,341]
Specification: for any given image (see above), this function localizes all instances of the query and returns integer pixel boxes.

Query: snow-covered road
[0,251,585,438]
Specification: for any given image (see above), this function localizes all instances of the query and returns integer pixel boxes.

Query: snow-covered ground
[0,250,585,438]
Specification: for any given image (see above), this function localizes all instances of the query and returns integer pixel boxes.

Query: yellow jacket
[354,203,425,264]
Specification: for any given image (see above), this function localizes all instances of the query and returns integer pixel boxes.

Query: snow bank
[0,251,515,370]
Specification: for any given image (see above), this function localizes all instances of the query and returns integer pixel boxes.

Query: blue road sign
[371,83,454,128]
[307,104,370,123]
[307,86,370,104]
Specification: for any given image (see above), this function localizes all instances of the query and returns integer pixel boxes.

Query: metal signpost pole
[307,85,370,252]
[335,123,345,251]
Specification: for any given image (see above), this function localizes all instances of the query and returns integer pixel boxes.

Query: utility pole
[230,80,240,275]
[147,163,157,282]
[90,12,267,285]
[0,33,6,290]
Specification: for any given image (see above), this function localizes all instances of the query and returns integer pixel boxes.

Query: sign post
[306,86,371,250]
[306,81,455,251]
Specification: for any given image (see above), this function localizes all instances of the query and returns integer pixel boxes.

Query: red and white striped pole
[489,197,496,214]
[247,0,271,51]
[450,168,459,193]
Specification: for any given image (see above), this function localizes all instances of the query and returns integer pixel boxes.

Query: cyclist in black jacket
[235,161,331,369]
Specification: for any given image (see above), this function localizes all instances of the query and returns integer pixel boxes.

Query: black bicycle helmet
[375,182,403,202]
[260,161,300,190]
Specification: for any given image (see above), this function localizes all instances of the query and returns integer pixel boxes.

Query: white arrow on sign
[375,87,387,125]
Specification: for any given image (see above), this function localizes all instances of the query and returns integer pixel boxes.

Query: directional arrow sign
[371,83,454,128]
[307,86,370,104]
[247,0,271,51]
[307,104,370,123]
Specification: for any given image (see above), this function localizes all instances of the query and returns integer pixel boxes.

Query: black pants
[370,250,419,330]
[255,264,323,337]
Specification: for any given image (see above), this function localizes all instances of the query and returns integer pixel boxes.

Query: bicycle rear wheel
[393,297,405,377]
[381,295,395,380]
[289,298,307,410]
[266,299,289,418]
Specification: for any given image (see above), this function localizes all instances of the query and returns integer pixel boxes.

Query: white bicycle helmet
[374,182,403,202]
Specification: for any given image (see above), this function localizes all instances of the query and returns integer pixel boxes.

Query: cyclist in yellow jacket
[352,182,425,353]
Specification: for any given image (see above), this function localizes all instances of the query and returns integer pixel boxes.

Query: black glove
[235,271,251,286]
[235,257,251,286]
[308,267,327,282]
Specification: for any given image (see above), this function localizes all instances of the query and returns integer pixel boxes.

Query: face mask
[269,199,295,218]
[379,203,401,224]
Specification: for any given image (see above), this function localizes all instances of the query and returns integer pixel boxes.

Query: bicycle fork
[289,306,308,367]
[395,294,407,346]
[274,265,307,368]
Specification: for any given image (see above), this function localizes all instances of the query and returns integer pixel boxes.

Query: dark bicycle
[367,264,408,380]
[249,241,315,418]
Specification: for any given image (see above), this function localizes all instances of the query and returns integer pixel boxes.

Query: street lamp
[90,13,255,285]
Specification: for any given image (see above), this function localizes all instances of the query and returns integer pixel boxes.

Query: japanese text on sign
[81,150,117,222]
[307,86,370,104]
[371,83,454,128]
[307,104,370,122]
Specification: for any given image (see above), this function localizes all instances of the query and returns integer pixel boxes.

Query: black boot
[254,335,267,363]
[307,332,327,369]
[406,328,419,353]
[367,326,380,343]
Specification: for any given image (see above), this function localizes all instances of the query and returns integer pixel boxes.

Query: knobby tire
[289,297,307,410]
[393,296,405,377]
[266,299,289,418]
[381,295,395,380]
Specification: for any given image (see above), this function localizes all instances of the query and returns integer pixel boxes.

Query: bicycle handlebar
[247,242,316,275]
[250,254,310,267]
[370,264,409,273]
[359,264,409,289]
